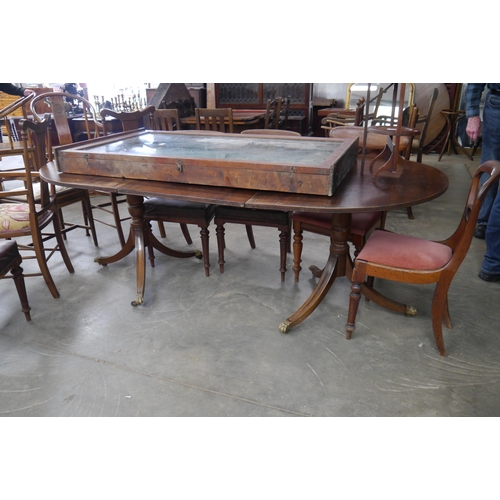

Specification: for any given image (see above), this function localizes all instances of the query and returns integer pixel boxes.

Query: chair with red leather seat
[345,160,500,357]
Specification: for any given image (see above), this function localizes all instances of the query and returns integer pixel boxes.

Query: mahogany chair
[345,160,500,357]
[151,108,182,131]
[405,87,439,163]
[214,129,301,281]
[148,107,191,243]
[0,116,74,298]
[0,240,31,321]
[290,126,412,283]
[29,92,100,246]
[264,97,290,129]
[138,116,220,277]
[195,108,233,133]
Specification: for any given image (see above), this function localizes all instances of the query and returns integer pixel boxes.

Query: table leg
[95,195,203,306]
[279,213,351,333]
[94,195,143,266]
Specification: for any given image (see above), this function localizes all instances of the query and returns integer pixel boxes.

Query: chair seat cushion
[216,206,289,225]
[356,229,453,270]
[0,203,47,232]
[144,198,215,223]
[292,211,382,236]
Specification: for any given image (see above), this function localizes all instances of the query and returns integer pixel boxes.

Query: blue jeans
[478,92,500,274]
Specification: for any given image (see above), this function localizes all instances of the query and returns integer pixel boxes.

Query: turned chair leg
[346,280,362,340]
[11,263,31,321]
[292,221,303,282]
[216,224,225,273]
[279,229,288,282]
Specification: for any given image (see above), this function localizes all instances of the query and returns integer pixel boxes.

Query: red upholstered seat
[356,230,453,270]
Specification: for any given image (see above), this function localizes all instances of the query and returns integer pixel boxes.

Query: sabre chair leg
[180,223,193,245]
[245,224,256,249]
[346,280,362,339]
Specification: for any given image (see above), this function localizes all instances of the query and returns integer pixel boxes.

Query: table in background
[181,109,266,132]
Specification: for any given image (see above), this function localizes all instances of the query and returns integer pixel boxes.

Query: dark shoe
[478,270,500,282]
[474,224,487,239]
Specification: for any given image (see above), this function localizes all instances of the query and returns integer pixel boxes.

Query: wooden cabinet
[215,83,313,135]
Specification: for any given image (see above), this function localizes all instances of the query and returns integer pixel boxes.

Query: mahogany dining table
[40,132,449,334]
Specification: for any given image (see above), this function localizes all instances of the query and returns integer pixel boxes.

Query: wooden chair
[83,105,155,246]
[264,97,290,129]
[148,107,191,243]
[195,108,233,133]
[321,98,365,136]
[29,92,100,246]
[0,116,74,298]
[405,87,439,163]
[0,94,32,162]
[290,126,411,283]
[345,160,500,357]
[151,108,182,131]
[214,129,301,281]
[139,116,221,277]
[0,240,31,321]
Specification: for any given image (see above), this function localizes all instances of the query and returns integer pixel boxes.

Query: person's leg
[475,94,500,238]
[479,188,500,280]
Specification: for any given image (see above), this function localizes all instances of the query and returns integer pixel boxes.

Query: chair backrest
[0,95,32,151]
[152,108,182,131]
[413,87,439,162]
[366,87,386,123]
[0,116,51,216]
[444,160,500,270]
[20,116,52,210]
[195,108,233,133]
[321,97,366,134]
[241,129,301,137]
[100,105,156,135]
[30,92,102,146]
[264,97,290,129]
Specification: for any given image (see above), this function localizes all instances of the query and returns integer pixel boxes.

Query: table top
[41,154,449,215]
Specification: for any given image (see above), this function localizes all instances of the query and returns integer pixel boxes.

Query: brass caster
[131,294,144,307]
[279,320,291,333]
[405,306,417,316]
[194,250,203,260]
[94,258,107,266]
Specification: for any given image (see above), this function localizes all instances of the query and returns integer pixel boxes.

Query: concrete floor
[1,152,499,417]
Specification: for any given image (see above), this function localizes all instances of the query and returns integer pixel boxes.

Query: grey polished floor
[1,153,499,417]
